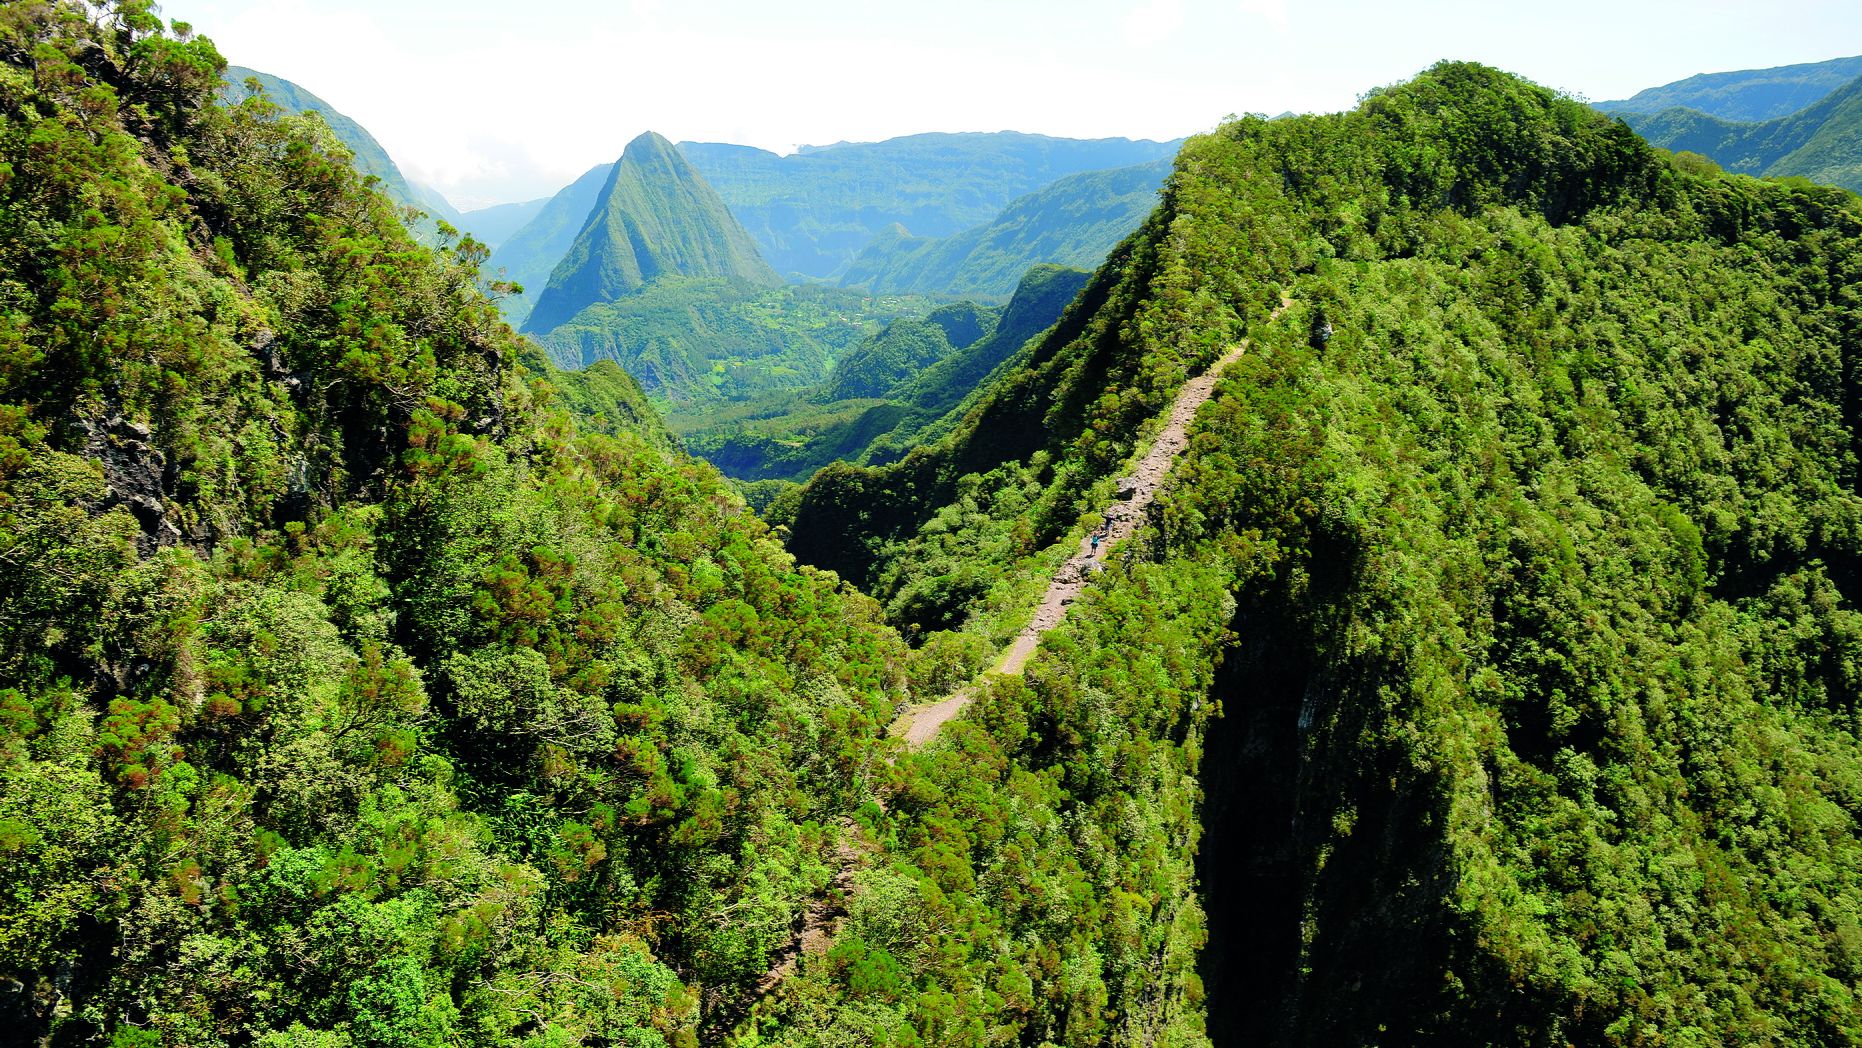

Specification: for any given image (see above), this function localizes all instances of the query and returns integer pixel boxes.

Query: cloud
[1124,0,1186,46]
[1238,0,1289,28]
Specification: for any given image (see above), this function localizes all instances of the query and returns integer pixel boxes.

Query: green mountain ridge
[779,60,1862,1043]
[817,301,996,401]
[220,66,464,238]
[523,132,780,336]
[839,158,1171,299]
[1616,70,1862,194]
[885,263,1095,418]
[17,5,1862,1045]
[680,132,1182,279]
[483,161,614,327]
[1597,53,1862,121]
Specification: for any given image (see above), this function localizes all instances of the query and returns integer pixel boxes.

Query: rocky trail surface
[740,297,1289,1023]
[898,295,1291,746]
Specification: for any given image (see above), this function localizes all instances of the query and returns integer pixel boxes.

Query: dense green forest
[0,6,913,1044]
[1597,53,1862,121]
[218,66,462,239]
[782,60,1862,1045]
[12,2,1862,1044]
[0,9,1200,1044]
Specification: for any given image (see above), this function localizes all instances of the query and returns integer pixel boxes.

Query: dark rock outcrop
[80,415,179,554]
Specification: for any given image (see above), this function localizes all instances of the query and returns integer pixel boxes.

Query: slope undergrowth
[0,6,916,1044]
[774,60,1862,1046]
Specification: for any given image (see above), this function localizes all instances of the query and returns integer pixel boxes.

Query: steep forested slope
[877,263,1093,424]
[1598,53,1862,121]
[221,66,462,234]
[817,302,996,402]
[681,132,1182,279]
[839,158,1170,299]
[483,161,613,326]
[0,6,915,1044]
[1619,71,1862,194]
[523,132,780,336]
[781,61,1862,1045]
[18,4,1862,1045]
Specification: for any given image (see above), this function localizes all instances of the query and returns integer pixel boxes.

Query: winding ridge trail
[737,297,1290,1026]
[898,295,1292,747]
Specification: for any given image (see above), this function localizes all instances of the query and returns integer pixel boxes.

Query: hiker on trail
[1090,531,1102,556]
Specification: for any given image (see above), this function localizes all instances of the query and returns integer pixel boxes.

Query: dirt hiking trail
[898,296,1291,747]
[742,296,1293,1023]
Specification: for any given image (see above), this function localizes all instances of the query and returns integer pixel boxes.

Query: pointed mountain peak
[624,130,679,156]
[612,131,701,186]
[522,133,781,335]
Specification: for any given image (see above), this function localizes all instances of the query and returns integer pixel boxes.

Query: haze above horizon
[159,0,1862,210]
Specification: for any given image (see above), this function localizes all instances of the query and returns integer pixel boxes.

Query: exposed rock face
[80,415,179,554]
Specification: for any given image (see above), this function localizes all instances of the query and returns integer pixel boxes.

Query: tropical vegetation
[673,265,1092,483]
[783,59,1862,1046]
[9,4,1862,1045]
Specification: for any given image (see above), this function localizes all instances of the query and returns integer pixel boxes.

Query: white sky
[156,0,1862,210]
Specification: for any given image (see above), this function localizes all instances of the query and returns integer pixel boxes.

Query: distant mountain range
[1596,55,1862,122]
[522,132,779,336]
[679,133,1182,281]
[458,197,549,250]
[838,159,1171,299]
[225,54,1862,343]
[209,70,1155,411]
[213,68,1177,325]
[1600,57,1862,195]
[488,136,1178,320]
